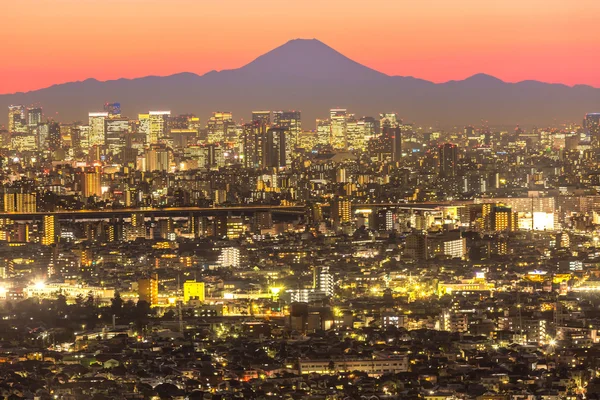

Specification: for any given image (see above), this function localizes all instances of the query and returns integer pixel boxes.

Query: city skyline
[2,0,600,94]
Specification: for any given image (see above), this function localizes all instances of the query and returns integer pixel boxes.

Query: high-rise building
[266,127,287,168]
[27,107,43,129]
[138,274,159,306]
[144,146,171,172]
[316,119,331,147]
[313,265,334,297]
[331,198,352,230]
[88,112,109,147]
[380,113,399,130]
[47,122,61,151]
[330,109,347,150]
[489,205,518,232]
[273,110,301,150]
[439,143,458,177]
[104,117,129,155]
[252,111,271,126]
[207,112,233,144]
[8,105,26,133]
[585,113,600,147]
[148,111,170,144]
[42,215,58,246]
[81,168,102,198]
[242,121,267,169]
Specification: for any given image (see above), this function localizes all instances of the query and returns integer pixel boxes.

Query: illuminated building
[183,281,205,303]
[346,117,370,151]
[405,232,428,261]
[8,105,26,133]
[105,117,129,155]
[313,265,333,297]
[273,110,301,156]
[266,127,287,168]
[218,247,240,267]
[148,111,170,144]
[24,283,114,302]
[331,197,352,230]
[316,119,331,147]
[585,113,600,147]
[81,168,102,198]
[3,187,36,213]
[207,111,233,143]
[298,356,408,376]
[380,112,399,129]
[88,112,108,146]
[438,143,458,177]
[242,121,267,169]
[144,146,171,172]
[42,215,58,246]
[138,274,159,306]
[330,108,347,150]
[489,205,518,232]
[126,213,145,241]
[27,107,43,129]
[47,122,61,151]
[10,133,36,152]
[226,216,245,239]
[252,110,271,126]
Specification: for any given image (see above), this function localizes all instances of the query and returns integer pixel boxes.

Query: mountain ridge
[1,38,599,128]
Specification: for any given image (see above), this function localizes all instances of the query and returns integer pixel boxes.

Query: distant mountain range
[1,38,599,129]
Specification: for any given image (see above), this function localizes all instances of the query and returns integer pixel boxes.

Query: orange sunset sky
[2,0,599,94]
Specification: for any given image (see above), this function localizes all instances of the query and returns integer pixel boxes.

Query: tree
[110,292,123,318]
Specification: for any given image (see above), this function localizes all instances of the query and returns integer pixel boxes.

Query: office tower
[380,113,399,130]
[585,113,600,147]
[313,265,334,297]
[81,168,102,198]
[439,143,458,177]
[183,281,205,303]
[36,122,49,149]
[47,122,61,151]
[104,117,129,155]
[138,274,159,306]
[252,110,271,126]
[71,125,90,154]
[266,127,287,168]
[3,186,37,213]
[330,109,347,150]
[144,146,171,172]
[88,112,108,147]
[273,110,301,148]
[8,105,26,133]
[27,107,42,129]
[157,218,174,240]
[385,127,402,162]
[147,111,170,144]
[207,112,233,144]
[104,102,121,118]
[242,121,267,169]
[316,119,331,147]
[42,215,58,246]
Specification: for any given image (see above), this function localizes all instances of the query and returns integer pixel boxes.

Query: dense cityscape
[0,102,598,399]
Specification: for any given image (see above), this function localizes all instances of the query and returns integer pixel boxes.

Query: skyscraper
[8,105,26,133]
[316,119,331,148]
[266,127,287,168]
[272,110,301,161]
[47,122,61,151]
[439,143,458,177]
[88,112,109,147]
[330,109,347,150]
[148,111,170,144]
[207,112,233,144]
[242,121,267,169]
[27,107,43,129]
[105,117,129,156]
[585,113,600,147]
[252,110,271,126]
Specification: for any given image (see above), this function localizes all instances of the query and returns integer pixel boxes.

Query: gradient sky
[2,0,599,94]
